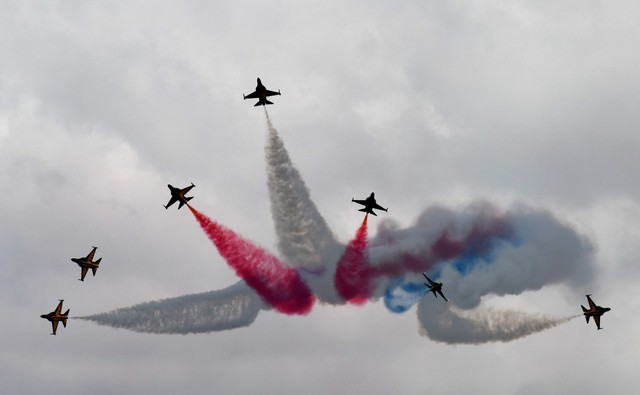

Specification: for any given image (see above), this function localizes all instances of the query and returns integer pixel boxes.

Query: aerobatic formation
[45,78,609,342]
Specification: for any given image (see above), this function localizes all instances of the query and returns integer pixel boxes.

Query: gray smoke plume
[264,110,345,303]
[264,110,340,270]
[78,282,264,334]
[418,302,580,344]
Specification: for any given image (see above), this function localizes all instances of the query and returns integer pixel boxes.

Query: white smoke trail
[264,111,345,303]
[418,302,579,344]
[78,281,264,334]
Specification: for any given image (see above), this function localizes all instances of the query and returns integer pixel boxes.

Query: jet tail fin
[95,258,101,266]
[581,305,590,323]
[62,309,70,327]
[185,196,194,202]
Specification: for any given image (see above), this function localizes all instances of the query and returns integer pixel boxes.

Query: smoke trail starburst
[82,114,595,343]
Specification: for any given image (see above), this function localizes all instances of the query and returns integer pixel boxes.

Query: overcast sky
[2,1,639,394]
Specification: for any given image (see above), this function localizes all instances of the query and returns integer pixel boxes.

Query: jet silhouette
[351,192,388,216]
[423,273,448,302]
[164,183,195,210]
[41,300,69,335]
[243,78,281,106]
[581,294,610,330]
[71,246,102,281]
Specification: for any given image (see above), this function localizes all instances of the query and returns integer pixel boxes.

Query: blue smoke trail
[383,235,519,312]
[384,277,426,313]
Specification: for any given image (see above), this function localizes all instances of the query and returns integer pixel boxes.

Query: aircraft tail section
[185,196,194,202]
[62,309,70,327]
[581,305,590,323]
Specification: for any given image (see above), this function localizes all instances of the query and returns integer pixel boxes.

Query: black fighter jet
[40,300,69,335]
[423,273,449,302]
[164,183,195,210]
[581,294,611,330]
[71,246,102,281]
[351,192,388,216]
[243,78,281,106]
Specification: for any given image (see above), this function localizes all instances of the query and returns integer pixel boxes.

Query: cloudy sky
[2,1,639,393]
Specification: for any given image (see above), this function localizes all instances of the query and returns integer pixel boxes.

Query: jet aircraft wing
[80,267,89,281]
[54,300,64,315]
[244,91,260,99]
[164,196,178,209]
[594,315,601,330]
[437,290,449,302]
[181,184,195,194]
[86,246,97,262]
[587,294,597,310]
[373,202,388,211]
[423,273,436,286]
[352,199,367,206]
[264,89,280,97]
[51,320,59,335]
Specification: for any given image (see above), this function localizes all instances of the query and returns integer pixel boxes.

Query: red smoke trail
[334,215,371,304]
[188,205,315,315]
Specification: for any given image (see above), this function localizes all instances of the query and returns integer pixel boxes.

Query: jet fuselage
[164,183,195,210]
[352,192,388,216]
[243,78,281,106]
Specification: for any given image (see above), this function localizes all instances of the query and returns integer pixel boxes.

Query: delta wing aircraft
[423,273,449,302]
[352,192,388,216]
[164,183,195,210]
[71,246,102,281]
[581,294,611,330]
[243,78,281,106]
[40,300,69,335]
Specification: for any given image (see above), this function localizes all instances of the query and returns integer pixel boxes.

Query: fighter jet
[164,183,195,210]
[71,246,102,281]
[243,78,281,106]
[581,294,611,330]
[351,192,388,216]
[40,300,69,335]
[423,273,448,302]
